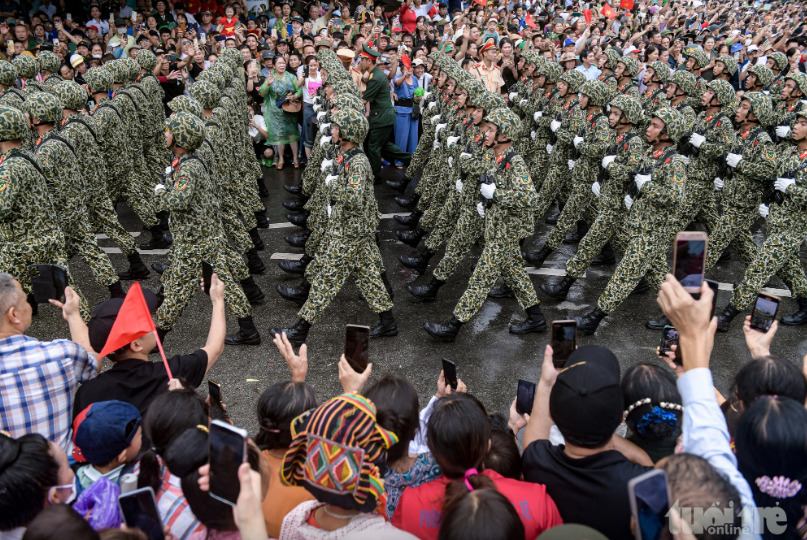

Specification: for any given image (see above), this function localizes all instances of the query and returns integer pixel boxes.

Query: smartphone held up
[672,231,708,294]
[344,324,370,373]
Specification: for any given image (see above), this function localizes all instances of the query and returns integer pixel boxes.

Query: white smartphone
[66,12,72,20]
[53,38,59,46]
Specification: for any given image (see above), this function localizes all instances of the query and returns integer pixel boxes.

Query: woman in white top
[296,55,322,160]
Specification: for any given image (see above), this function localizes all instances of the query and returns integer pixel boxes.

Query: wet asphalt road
[28,162,807,434]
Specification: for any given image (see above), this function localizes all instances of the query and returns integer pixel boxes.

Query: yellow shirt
[472,62,504,93]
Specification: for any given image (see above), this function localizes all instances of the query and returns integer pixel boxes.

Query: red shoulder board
[646,90,653,97]
[171,157,179,168]
[506,162,511,169]
[617,134,624,142]
[653,98,658,103]
[496,153,504,163]
[754,140,759,146]
[546,91,551,98]
[336,154,344,164]
[61,118,66,126]
[586,113,593,121]
[0,155,6,166]
[742,130,750,139]
[474,135,481,142]
[345,163,350,171]
[800,150,807,160]
[789,105,796,112]
[564,103,570,110]
[35,137,41,146]
[653,149,663,158]
[705,114,713,122]
[624,143,628,149]
[717,122,721,127]
[665,158,671,163]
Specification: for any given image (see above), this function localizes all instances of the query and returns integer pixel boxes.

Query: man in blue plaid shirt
[0,273,98,450]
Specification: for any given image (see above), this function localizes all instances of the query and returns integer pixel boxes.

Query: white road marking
[101,247,171,255]
[270,253,304,261]
[96,232,141,239]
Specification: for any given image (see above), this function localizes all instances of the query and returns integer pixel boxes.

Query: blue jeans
[302,102,316,149]
[394,111,419,166]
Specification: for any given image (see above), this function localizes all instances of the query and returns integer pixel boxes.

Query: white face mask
[49,483,76,505]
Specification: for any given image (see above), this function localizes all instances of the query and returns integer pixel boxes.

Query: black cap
[277,37,288,44]
[87,289,160,353]
[291,15,305,23]
[549,345,623,447]
[174,1,185,8]
[261,49,275,59]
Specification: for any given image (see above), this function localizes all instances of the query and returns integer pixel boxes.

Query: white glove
[316,110,326,120]
[430,114,442,124]
[480,183,496,200]
[550,120,561,132]
[447,157,453,168]
[546,144,554,154]
[319,136,332,147]
[447,136,460,147]
[476,202,485,217]
[775,177,796,192]
[460,152,472,160]
[776,125,792,138]
[534,111,543,121]
[423,91,431,100]
[435,123,447,135]
[433,140,440,150]
[327,204,332,217]
[726,153,743,168]
[455,179,463,192]
[689,133,706,148]
[681,156,690,165]
[530,130,536,140]
[509,91,518,101]
[759,203,770,218]
[714,177,724,190]
[567,159,575,170]
[324,174,338,186]
[624,194,634,210]
[573,136,584,148]
[429,101,437,110]
[319,122,330,134]
[313,96,320,104]
[592,182,601,197]
[313,104,321,112]
[602,155,616,168]
[154,183,165,194]
[634,173,651,192]
[520,99,528,106]
[320,158,333,172]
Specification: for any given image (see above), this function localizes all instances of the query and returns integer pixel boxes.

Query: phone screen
[344,325,370,373]
[119,488,165,540]
[551,320,577,368]
[29,264,68,304]
[208,380,222,408]
[750,293,779,332]
[673,238,707,291]
[630,470,670,540]
[659,325,679,355]
[442,358,458,390]
[202,261,213,295]
[209,420,247,506]
[516,379,536,416]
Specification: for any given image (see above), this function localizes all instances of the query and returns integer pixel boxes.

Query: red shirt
[199,0,221,16]
[399,3,417,35]
[390,469,562,540]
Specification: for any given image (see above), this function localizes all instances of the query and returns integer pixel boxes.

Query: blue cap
[564,38,575,47]
[731,43,743,53]
[72,401,141,464]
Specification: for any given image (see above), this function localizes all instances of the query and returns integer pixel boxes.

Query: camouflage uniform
[0,61,24,110]
[768,52,788,97]
[135,49,171,184]
[614,57,641,98]
[12,55,44,97]
[36,51,63,92]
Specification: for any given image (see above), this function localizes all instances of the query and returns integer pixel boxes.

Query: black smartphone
[628,469,671,540]
[442,358,458,390]
[516,379,536,416]
[209,419,248,506]
[208,379,223,408]
[659,325,679,355]
[202,260,214,295]
[437,23,445,33]
[672,231,708,293]
[28,264,68,304]
[750,292,780,332]
[379,55,390,64]
[551,320,577,368]
[706,278,719,315]
[303,64,309,77]
[118,487,165,540]
[344,324,370,373]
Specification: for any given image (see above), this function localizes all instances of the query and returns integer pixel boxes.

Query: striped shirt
[132,462,206,540]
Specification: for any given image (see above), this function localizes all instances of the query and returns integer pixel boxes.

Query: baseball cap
[623,45,641,56]
[563,38,575,47]
[748,44,759,52]
[731,43,743,53]
[291,15,304,24]
[549,345,623,447]
[412,58,425,66]
[72,401,141,464]
[261,49,275,59]
[69,54,84,68]
[87,288,160,354]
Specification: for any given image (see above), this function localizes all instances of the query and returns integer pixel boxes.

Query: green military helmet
[715,55,738,76]
[84,66,114,92]
[210,62,233,84]
[605,48,622,71]
[12,54,38,78]
[0,60,17,87]
[580,79,610,107]
[136,49,158,72]
[24,92,63,124]
[521,50,536,67]
[0,105,29,140]
[188,80,222,109]
[51,80,87,111]
[486,107,521,141]
[331,93,364,112]
[219,48,241,71]
[786,72,807,97]
[748,64,774,89]
[464,79,486,105]
[166,111,206,151]
[106,60,128,84]
[532,55,546,71]
[168,95,204,119]
[560,69,586,94]
[331,107,368,144]
[455,69,474,84]
[37,51,60,74]
[670,70,698,96]
[707,79,736,108]
[647,61,670,84]
[769,51,787,72]
[652,107,686,144]
[332,79,361,99]
[683,47,709,69]
[742,91,774,127]
[121,57,140,81]
[610,94,643,124]
[474,90,505,112]
[200,69,226,91]
[619,56,642,78]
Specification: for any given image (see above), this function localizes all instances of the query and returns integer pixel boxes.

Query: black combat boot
[27,293,38,316]
[257,176,269,198]
[246,249,266,274]
[718,248,732,263]
[407,277,444,301]
[395,193,420,209]
[255,210,269,228]
[284,184,302,195]
[276,279,310,305]
[157,211,170,232]
[545,207,560,225]
[287,212,308,227]
[630,278,650,295]
[249,228,264,251]
[716,304,742,332]
[563,221,589,244]
[269,319,312,346]
[370,310,399,338]
[423,317,463,342]
[284,234,308,248]
[283,199,307,212]
[108,281,126,299]
[381,272,394,300]
[591,243,616,266]
[140,225,172,249]
[118,253,150,280]
[510,304,548,334]
[395,210,422,228]
[396,228,425,248]
[488,279,515,298]
[152,263,168,274]
[540,275,577,300]
[279,254,312,274]
[386,178,409,193]
[523,245,552,267]
[782,298,807,326]
[575,308,608,335]
[240,276,265,304]
[399,249,434,274]
[155,286,165,308]
[225,316,262,345]
[646,315,671,330]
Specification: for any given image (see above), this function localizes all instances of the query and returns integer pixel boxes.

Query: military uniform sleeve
[493,157,538,209]
[337,159,370,211]
[156,162,197,211]
[578,117,613,158]
[735,136,776,180]
[361,74,384,104]
[556,109,583,145]
[642,156,686,206]
[699,118,736,159]
[0,163,18,219]
[609,138,644,183]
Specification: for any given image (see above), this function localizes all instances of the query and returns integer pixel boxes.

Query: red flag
[471,0,486,6]
[401,54,411,70]
[584,8,592,23]
[524,12,536,28]
[619,0,634,9]
[601,3,617,19]
[98,282,173,379]
[428,4,437,17]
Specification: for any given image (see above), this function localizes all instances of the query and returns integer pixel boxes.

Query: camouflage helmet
[715,55,738,76]
[683,47,709,69]
[537,60,562,83]
[12,54,38,78]
[37,51,60,74]
[84,66,114,92]
[610,94,643,124]
[652,107,686,144]
[670,70,698,96]
[210,62,233,84]
[331,107,368,144]
[748,64,774,89]
[106,60,129,84]
[165,111,205,151]
[742,91,774,127]
[476,91,506,112]
[486,107,521,141]
[605,48,622,71]
[707,79,736,108]
[219,47,242,71]
[24,92,63,124]
[580,79,610,107]
[121,57,140,81]
[51,80,87,111]
[521,51,537,67]
[769,51,787,72]
[188,80,221,109]
[135,49,157,72]
[169,95,204,119]
[0,105,29,140]
[0,60,17,87]
[786,72,807,98]
[198,69,226,91]
[560,69,586,93]
[647,61,670,84]
[332,79,361,99]
[332,93,364,112]
[618,56,641,78]
[463,79,486,105]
